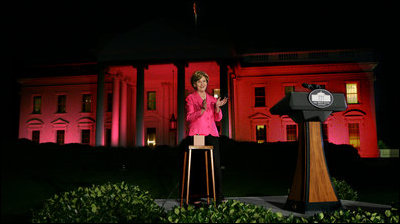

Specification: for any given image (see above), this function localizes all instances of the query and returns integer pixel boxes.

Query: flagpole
[193,1,198,33]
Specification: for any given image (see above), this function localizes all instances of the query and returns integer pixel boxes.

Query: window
[147,92,156,111]
[107,93,113,112]
[284,86,295,95]
[32,130,40,143]
[146,128,156,147]
[256,125,266,143]
[213,89,220,99]
[81,129,91,144]
[33,96,41,114]
[346,83,358,104]
[56,130,65,145]
[82,94,92,112]
[57,95,66,113]
[286,124,297,141]
[254,87,265,107]
[348,123,360,150]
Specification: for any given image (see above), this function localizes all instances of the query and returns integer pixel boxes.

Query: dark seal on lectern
[308,89,334,108]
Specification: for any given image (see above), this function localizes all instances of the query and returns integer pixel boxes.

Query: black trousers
[179,135,223,202]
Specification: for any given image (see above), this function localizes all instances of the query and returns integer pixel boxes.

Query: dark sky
[6,1,397,146]
[9,1,394,64]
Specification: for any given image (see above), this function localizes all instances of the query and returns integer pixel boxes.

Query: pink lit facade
[18,49,379,157]
[231,61,378,158]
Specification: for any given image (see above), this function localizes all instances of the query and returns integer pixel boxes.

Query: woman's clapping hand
[215,97,228,108]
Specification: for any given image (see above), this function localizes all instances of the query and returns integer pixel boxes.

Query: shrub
[332,177,359,201]
[164,200,399,223]
[163,200,308,223]
[31,182,398,223]
[308,208,399,223]
[32,182,165,223]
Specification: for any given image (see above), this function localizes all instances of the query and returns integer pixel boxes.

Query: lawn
[1,139,398,222]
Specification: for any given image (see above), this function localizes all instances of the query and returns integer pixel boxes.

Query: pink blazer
[185,91,222,137]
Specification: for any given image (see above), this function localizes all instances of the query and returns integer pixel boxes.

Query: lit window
[57,95,66,113]
[255,87,265,107]
[286,124,297,141]
[56,130,65,145]
[147,92,156,111]
[81,129,91,144]
[348,123,360,150]
[82,94,92,112]
[33,96,42,114]
[346,83,358,104]
[213,89,220,98]
[32,130,40,143]
[256,125,266,143]
[146,128,156,147]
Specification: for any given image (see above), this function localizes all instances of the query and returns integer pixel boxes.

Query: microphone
[302,83,323,91]
[302,83,313,90]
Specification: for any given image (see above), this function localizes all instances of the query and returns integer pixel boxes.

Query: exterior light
[169,113,177,131]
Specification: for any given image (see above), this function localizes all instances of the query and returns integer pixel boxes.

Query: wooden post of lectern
[285,121,340,213]
[270,87,347,213]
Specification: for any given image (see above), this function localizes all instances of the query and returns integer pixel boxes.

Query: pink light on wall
[185,61,220,95]
[233,62,379,158]
[18,75,98,145]
[17,60,379,157]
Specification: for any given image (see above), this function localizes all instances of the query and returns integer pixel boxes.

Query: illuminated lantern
[170,113,177,131]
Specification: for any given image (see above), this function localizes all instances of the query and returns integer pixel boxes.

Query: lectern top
[270,91,347,123]
[270,91,347,115]
[290,92,347,111]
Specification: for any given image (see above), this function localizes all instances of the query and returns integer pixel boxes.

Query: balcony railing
[241,49,375,65]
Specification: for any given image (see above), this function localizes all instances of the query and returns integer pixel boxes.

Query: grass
[1,140,398,222]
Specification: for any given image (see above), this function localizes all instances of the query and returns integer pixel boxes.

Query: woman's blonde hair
[191,71,209,89]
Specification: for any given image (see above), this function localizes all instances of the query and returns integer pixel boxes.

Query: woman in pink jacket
[181,70,227,206]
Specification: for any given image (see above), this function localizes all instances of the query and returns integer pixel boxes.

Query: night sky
[6,1,397,147]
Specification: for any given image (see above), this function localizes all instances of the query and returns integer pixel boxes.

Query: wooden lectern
[180,135,216,207]
[270,87,347,213]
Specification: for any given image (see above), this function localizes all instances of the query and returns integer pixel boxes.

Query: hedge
[32,182,399,223]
